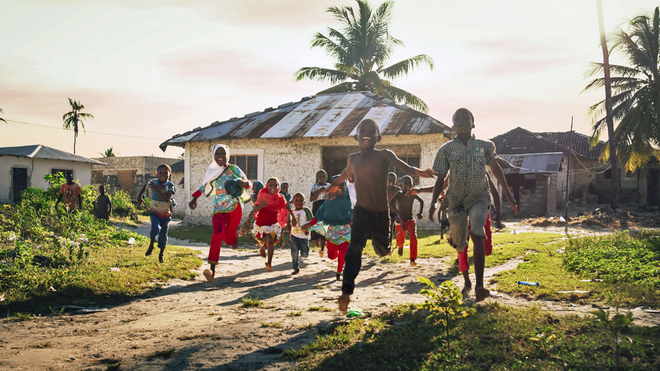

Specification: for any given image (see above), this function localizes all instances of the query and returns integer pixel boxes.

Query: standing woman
[189,144,251,283]
[310,169,330,257]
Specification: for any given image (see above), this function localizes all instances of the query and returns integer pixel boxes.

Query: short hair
[401,175,413,185]
[388,172,397,179]
[356,119,380,135]
[452,108,474,122]
[157,164,172,173]
[281,182,289,187]
[292,192,305,201]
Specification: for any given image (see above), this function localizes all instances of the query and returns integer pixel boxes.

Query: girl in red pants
[303,176,353,281]
[189,144,251,283]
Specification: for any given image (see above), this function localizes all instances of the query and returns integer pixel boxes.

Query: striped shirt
[432,135,496,212]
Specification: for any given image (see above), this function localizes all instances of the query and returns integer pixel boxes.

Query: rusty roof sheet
[538,131,606,160]
[499,152,563,174]
[160,92,451,150]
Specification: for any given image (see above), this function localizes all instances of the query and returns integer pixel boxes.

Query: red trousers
[395,219,418,260]
[326,240,349,273]
[209,205,242,264]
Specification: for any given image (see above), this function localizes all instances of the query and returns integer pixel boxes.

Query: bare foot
[476,287,490,302]
[265,263,271,272]
[338,294,350,312]
[203,269,214,283]
[336,272,341,281]
[231,241,239,249]
[291,269,299,275]
[461,283,472,299]
[398,248,403,256]
[318,250,324,258]
[410,260,417,267]
[145,246,153,256]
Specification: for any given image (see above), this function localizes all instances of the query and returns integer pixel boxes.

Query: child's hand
[419,168,436,178]
[416,212,423,220]
[188,199,197,210]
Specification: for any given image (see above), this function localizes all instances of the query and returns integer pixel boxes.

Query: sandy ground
[0,221,658,370]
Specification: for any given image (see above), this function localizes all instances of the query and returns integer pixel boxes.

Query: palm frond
[380,54,434,79]
[295,67,347,85]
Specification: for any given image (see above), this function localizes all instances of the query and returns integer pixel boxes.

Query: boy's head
[452,108,474,136]
[401,175,413,191]
[388,172,397,186]
[266,177,279,195]
[156,164,171,182]
[292,192,305,209]
[315,169,327,184]
[213,144,229,167]
[99,185,105,195]
[252,180,264,194]
[354,119,381,149]
[65,172,74,184]
[280,182,289,193]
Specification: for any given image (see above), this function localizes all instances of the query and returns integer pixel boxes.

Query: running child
[326,119,435,311]
[252,177,296,272]
[138,164,175,263]
[55,172,82,213]
[288,192,313,275]
[189,144,251,282]
[303,176,353,281]
[389,175,424,266]
[310,169,330,257]
[238,180,264,239]
[387,172,401,250]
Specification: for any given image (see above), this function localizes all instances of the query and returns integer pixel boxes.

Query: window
[230,155,258,180]
[388,156,420,184]
[51,169,73,179]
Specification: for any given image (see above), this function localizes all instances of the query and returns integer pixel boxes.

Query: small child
[252,177,296,272]
[288,192,313,275]
[238,181,264,239]
[278,182,292,249]
[138,164,175,263]
[93,185,112,221]
[310,169,330,257]
[389,175,424,266]
[387,172,401,248]
[303,176,353,281]
[189,144,251,282]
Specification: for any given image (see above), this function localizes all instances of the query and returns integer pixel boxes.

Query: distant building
[160,91,453,225]
[0,144,104,203]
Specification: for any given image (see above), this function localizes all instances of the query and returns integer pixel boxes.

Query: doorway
[12,167,28,203]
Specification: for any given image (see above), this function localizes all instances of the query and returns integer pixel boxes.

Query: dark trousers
[342,205,391,295]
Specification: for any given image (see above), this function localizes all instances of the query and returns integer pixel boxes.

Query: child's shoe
[291,269,299,275]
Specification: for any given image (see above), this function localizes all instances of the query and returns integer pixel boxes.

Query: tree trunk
[597,0,620,209]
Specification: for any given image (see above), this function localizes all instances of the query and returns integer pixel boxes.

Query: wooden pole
[565,117,573,234]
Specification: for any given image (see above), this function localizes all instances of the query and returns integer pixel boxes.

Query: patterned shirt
[195,165,246,214]
[432,135,496,212]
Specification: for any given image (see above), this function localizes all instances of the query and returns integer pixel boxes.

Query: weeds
[260,322,283,328]
[241,296,263,308]
[149,347,176,359]
[417,277,475,341]
[308,306,333,312]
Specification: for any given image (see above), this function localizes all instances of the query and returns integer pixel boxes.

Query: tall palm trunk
[597,0,620,209]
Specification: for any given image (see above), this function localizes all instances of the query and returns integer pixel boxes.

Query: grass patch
[309,306,333,312]
[284,303,660,369]
[168,224,253,245]
[149,347,176,359]
[261,322,284,328]
[241,296,263,308]
[287,311,302,317]
[493,231,660,307]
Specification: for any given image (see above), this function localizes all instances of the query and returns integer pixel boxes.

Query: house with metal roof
[0,144,104,203]
[160,91,453,224]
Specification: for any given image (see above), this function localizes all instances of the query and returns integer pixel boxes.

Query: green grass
[168,224,253,245]
[309,306,333,312]
[284,303,660,370]
[241,296,263,308]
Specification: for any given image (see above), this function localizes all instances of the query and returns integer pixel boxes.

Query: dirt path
[0,223,658,370]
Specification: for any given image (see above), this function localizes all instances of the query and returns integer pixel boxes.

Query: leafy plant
[417,277,475,340]
[241,296,263,308]
[591,308,634,366]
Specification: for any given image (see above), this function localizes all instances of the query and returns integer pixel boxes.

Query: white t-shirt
[290,207,312,239]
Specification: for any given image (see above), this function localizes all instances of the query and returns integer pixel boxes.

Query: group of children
[141,111,519,312]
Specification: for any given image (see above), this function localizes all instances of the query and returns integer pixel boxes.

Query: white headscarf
[201,144,230,196]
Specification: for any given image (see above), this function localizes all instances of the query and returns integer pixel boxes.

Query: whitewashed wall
[180,134,449,226]
[0,157,93,203]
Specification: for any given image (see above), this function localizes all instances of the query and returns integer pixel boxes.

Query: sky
[1,0,657,159]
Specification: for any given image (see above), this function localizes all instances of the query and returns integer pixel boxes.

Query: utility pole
[565,117,573,234]
[597,0,620,209]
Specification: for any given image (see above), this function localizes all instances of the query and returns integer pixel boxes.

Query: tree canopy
[62,98,94,154]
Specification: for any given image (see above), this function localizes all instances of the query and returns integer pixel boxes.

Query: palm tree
[584,6,660,172]
[295,0,434,112]
[100,147,116,157]
[62,98,94,154]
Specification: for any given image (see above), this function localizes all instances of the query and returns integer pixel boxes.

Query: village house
[160,91,453,226]
[0,144,104,204]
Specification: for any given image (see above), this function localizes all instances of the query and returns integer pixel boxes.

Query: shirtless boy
[326,119,435,311]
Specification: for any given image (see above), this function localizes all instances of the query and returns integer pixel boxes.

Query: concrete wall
[0,156,93,203]
[181,134,449,226]
[92,156,180,200]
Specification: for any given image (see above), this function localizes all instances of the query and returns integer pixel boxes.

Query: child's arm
[137,183,149,208]
[287,207,297,227]
[388,192,402,218]
[415,195,424,220]
[252,199,266,213]
[108,196,113,215]
[310,186,326,202]
[428,174,446,222]
[384,150,435,179]
[149,182,172,202]
[489,162,518,216]
[487,174,504,229]
[326,159,354,199]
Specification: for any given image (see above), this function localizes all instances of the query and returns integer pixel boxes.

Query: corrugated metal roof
[0,145,105,165]
[499,152,563,174]
[538,131,605,159]
[160,91,452,150]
